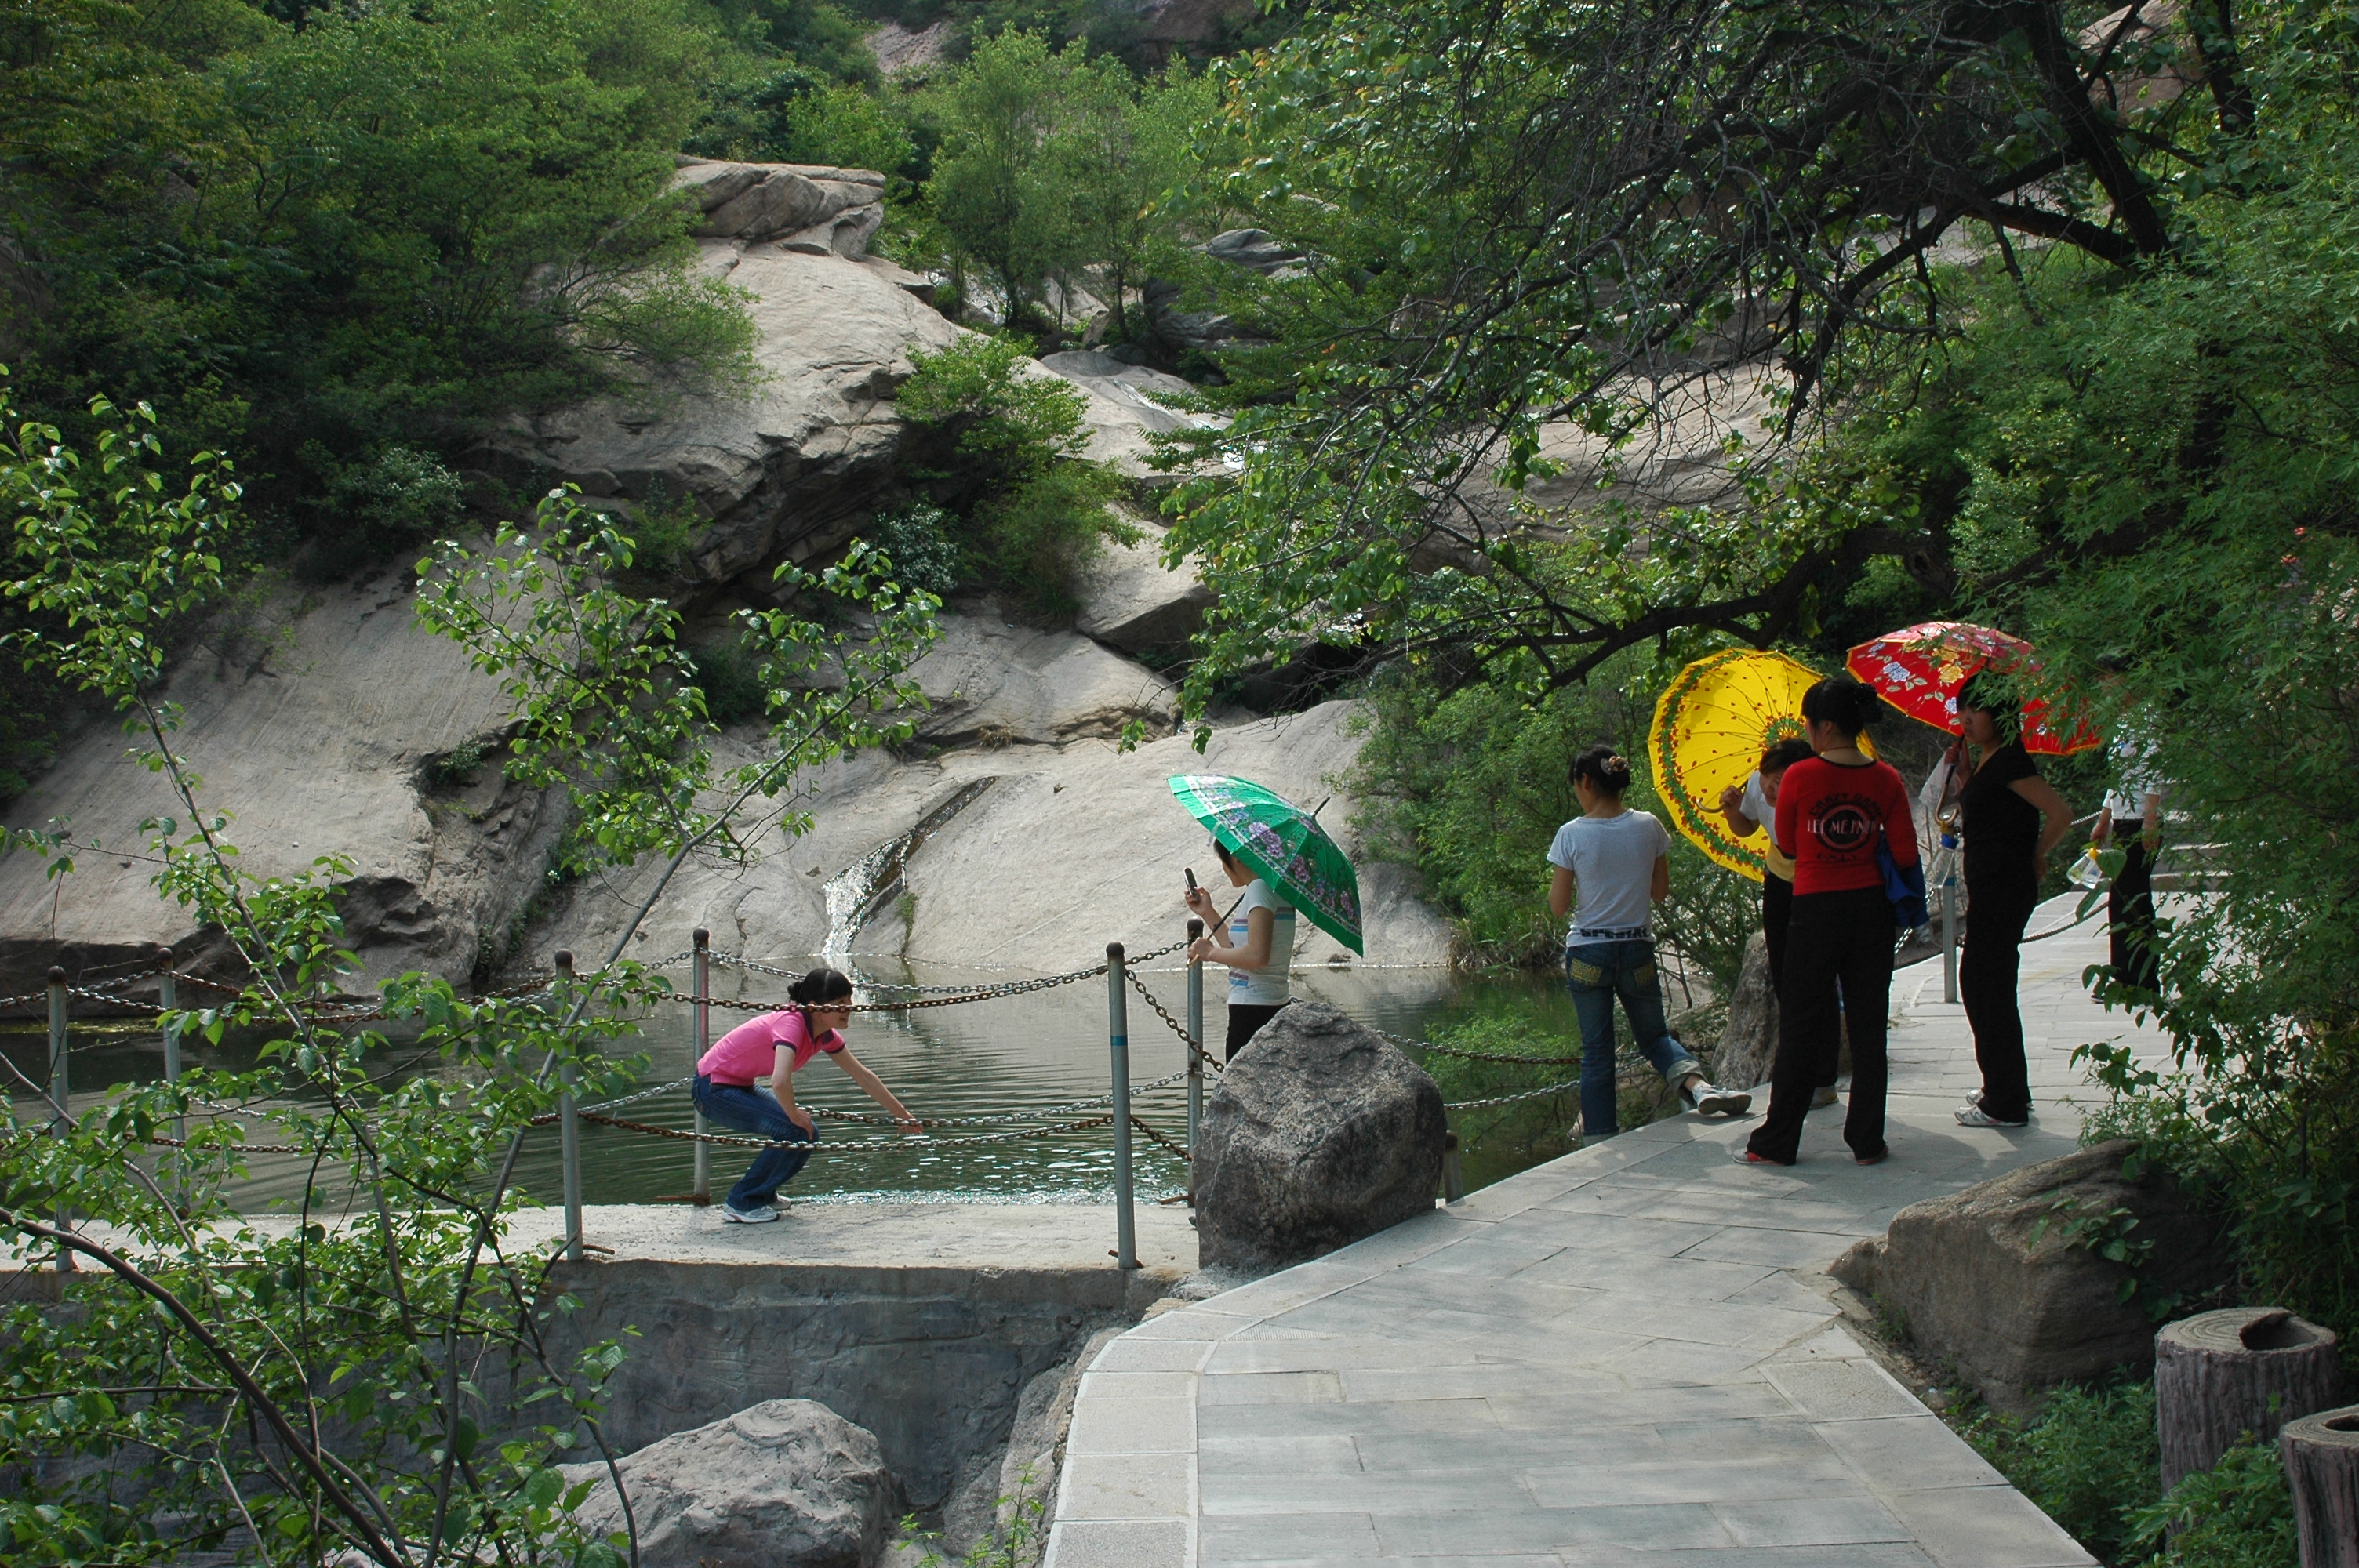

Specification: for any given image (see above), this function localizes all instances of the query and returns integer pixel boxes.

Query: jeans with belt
[1564,937,1702,1139]
[692,1073,818,1210]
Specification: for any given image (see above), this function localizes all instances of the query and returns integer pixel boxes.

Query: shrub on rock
[1194,1002,1447,1273]
[1830,1138,2231,1414]
[565,1399,895,1568]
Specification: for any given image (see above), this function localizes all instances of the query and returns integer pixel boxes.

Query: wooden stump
[2157,1307,2343,1493]
[2281,1406,2359,1568]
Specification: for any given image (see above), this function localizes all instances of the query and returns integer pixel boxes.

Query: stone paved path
[1045,895,2168,1568]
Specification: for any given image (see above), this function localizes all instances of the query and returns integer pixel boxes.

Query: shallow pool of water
[3,953,1621,1210]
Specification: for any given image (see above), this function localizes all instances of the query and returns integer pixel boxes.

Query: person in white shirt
[1184,840,1299,1060]
[1548,745,1750,1140]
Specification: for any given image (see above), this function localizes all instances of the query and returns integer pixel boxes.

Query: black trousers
[1226,1002,1287,1062]
[1961,882,2037,1122]
[1747,885,1895,1164]
[1761,873,1838,1090]
[2109,837,2160,992]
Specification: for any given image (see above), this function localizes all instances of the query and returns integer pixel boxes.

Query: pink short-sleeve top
[696,1008,844,1086]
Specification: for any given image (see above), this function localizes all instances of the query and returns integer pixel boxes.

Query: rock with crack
[1830,1138,2234,1414]
[1193,1002,1447,1274]
[905,610,1178,747]
[564,1399,896,1568]
[1070,513,1214,655]
[0,583,561,996]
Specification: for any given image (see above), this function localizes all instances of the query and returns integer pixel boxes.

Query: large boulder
[1831,1138,2233,1414]
[905,610,1177,746]
[0,580,561,995]
[1071,515,1214,655]
[1194,1002,1447,1273]
[565,1399,895,1568]
[1713,931,1779,1090]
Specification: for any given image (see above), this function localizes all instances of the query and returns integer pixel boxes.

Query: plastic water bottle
[2067,844,2104,889]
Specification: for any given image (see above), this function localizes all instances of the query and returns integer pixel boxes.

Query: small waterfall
[816,779,996,982]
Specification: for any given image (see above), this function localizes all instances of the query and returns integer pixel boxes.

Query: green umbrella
[1168,774,1365,955]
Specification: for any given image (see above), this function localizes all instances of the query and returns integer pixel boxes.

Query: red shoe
[1733,1147,1780,1165]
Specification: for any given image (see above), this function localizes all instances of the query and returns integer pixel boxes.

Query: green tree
[1060,61,1214,342]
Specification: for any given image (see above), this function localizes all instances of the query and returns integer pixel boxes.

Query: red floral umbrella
[1845,621,2100,756]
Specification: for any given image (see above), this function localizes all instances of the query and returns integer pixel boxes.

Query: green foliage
[1351,657,1757,984]
[684,631,771,727]
[2,405,942,1564]
[1960,1383,2160,1564]
[314,445,467,575]
[863,503,965,597]
[618,481,706,582]
[910,1462,1048,1566]
[894,335,1136,608]
[1960,1381,2299,1568]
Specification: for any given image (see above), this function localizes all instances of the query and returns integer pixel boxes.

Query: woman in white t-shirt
[1184,839,1299,1060]
[1548,745,1750,1140]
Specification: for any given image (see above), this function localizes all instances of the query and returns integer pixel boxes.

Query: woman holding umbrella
[1952,674,2075,1129]
[1185,839,1299,1060]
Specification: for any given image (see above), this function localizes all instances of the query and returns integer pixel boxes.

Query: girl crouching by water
[1548,745,1751,1138]
[691,966,921,1224]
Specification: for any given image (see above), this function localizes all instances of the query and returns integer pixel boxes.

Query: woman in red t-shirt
[692,966,921,1222]
[1741,677,1918,1167]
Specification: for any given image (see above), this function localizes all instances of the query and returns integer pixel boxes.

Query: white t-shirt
[1227,879,1296,1007]
[2103,728,2166,819]
[1740,771,1773,827]
[1547,811,1670,942]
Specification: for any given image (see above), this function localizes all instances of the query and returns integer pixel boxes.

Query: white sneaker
[721,1202,780,1224]
[1685,1083,1753,1116]
[1954,1104,2028,1129]
[1812,1086,1841,1109]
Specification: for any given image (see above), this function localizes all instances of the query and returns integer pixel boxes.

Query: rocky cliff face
[0,158,1433,994]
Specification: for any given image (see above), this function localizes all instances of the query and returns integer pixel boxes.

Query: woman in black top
[1953,675,2074,1128]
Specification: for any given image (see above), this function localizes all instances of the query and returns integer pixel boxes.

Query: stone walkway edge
[1045,895,2150,1568]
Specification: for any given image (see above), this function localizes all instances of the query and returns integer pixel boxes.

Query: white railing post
[692,927,711,1206]
[554,950,583,1262]
[48,967,72,1270]
[1186,917,1205,1162]
[157,947,186,1156]
[1107,942,1136,1271]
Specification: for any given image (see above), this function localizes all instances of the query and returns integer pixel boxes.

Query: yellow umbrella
[1646,650,1871,883]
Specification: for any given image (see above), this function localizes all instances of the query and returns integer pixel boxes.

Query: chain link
[1441,1079,1583,1111]
[1121,969,1219,1072]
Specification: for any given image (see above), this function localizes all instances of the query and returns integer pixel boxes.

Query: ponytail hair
[1569,744,1634,797]
[1801,676,1882,741]
[787,967,855,1007]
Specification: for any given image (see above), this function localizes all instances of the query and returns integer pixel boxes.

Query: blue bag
[1878,831,1928,931]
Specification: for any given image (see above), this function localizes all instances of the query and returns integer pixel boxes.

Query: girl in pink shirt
[691,966,920,1222]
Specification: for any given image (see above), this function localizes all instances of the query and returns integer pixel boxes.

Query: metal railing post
[1941,864,1960,1005]
[1107,942,1136,1271]
[47,967,72,1270]
[554,950,583,1262]
[157,947,186,1156]
[1441,1129,1465,1205]
[1185,917,1205,1162]
[692,928,711,1206]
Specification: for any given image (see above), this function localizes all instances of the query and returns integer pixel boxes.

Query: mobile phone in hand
[1185,866,1198,891]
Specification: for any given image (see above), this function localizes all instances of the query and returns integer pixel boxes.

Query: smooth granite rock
[1194,1002,1447,1273]
[567,1399,895,1568]
[905,612,1177,746]
[1834,1138,2233,1414]
[1070,516,1213,655]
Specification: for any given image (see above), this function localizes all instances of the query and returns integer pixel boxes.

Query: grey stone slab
[1208,1335,1485,1374]
[1515,1247,1778,1302]
[1509,1212,1732,1259]
[1764,1359,1926,1421]
[1201,1468,1539,1517]
[1198,1435,1362,1475]
[1079,1369,1198,1399]
[1525,1454,1859,1507]
[1878,1486,2095,1568]
[1339,1364,1624,1404]
[1729,1271,1852,1316]
[1593,1336,1775,1387]
[1198,1396,1499,1441]
[1377,1502,1736,1555]
[1197,1512,1380,1563]
[1578,1293,1830,1352]
[1815,1417,2009,1492]
[1488,1380,1797,1428]
[1652,1419,1855,1463]
[1321,1211,1490,1269]
[1714,1495,1914,1547]
[1404,1232,1572,1276]
[1065,1396,1194,1456]
[1044,1519,1187,1568]
[1536,1176,1695,1217]
[1352,1425,1667,1473]
[1677,1224,1860,1269]
[1556,1548,1936,1568]
[1056,1453,1190,1520]
[1125,1308,1258,1341]
[1093,1336,1214,1372]
[1200,1370,1345,1405]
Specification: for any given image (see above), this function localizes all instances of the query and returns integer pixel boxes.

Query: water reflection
[0,956,1584,1211]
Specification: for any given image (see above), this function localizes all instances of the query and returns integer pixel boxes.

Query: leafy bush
[2126,1439,2300,1568]
[684,632,771,727]
[863,503,965,598]
[974,464,1132,613]
[1960,1383,2160,1564]
[316,444,466,572]
[620,481,705,581]
[1351,655,1758,984]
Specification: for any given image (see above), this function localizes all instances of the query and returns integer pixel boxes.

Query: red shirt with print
[1773,757,1918,896]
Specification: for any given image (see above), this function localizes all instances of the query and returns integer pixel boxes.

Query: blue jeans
[1565,941,1703,1138]
[692,1073,817,1209]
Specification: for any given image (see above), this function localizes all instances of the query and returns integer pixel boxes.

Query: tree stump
[2156,1307,2343,1493]
[2281,1406,2359,1568]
